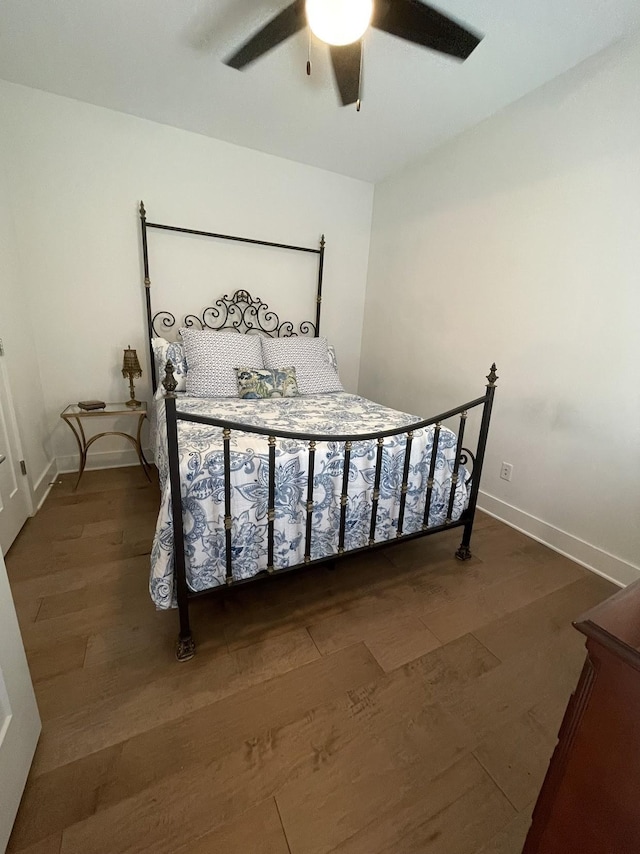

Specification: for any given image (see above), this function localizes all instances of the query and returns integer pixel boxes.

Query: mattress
[150,391,468,609]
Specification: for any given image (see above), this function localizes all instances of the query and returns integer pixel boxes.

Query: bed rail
[163,363,498,661]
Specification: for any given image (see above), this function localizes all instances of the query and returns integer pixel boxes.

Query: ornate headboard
[152,288,317,340]
[139,202,325,393]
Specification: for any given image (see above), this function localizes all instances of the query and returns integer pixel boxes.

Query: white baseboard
[478,491,639,589]
[56,447,153,475]
[32,458,58,513]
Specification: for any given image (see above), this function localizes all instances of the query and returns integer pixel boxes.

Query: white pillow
[261,337,343,395]
[180,329,264,397]
[152,337,188,392]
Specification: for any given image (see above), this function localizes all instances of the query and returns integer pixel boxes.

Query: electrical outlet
[500,462,513,482]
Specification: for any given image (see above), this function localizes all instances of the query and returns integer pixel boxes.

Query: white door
[0,547,41,851]
[0,343,30,554]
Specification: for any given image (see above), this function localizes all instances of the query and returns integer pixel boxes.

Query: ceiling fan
[224,0,483,110]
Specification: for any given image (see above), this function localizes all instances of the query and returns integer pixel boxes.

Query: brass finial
[139,200,146,219]
[486,363,498,387]
[162,359,178,396]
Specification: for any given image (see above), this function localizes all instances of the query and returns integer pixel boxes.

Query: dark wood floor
[5,466,616,854]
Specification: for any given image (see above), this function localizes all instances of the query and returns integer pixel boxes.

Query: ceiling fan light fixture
[305,0,373,46]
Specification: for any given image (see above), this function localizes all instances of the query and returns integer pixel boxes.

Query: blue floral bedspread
[150,392,468,609]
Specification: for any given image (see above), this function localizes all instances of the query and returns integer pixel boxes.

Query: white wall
[360,35,640,585]
[0,81,374,471]
[0,150,54,506]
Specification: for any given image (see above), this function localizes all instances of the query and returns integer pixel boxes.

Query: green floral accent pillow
[236,367,300,399]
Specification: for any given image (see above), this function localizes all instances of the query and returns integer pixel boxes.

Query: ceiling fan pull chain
[307,29,312,76]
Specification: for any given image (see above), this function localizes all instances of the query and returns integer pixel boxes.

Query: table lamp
[122,346,142,408]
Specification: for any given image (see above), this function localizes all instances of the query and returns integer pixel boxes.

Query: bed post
[455,363,498,561]
[163,361,195,661]
[315,234,325,336]
[139,201,158,395]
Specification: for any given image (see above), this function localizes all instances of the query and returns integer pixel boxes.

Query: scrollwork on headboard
[151,289,316,339]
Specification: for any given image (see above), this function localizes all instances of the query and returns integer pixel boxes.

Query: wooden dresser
[523,578,640,853]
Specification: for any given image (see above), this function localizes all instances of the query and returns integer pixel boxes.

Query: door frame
[0,548,41,851]
[0,342,33,553]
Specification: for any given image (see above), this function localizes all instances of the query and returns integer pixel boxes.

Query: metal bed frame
[139,202,498,661]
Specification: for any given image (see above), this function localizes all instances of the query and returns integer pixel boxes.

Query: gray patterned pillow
[180,329,263,397]
[327,344,338,373]
[236,367,300,399]
[261,337,343,395]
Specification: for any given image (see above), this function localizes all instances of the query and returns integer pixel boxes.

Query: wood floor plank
[31,612,207,721]
[32,627,320,776]
[6,545,59,585]
[474,803,535,854]
[323,755,515,854]
[440,637,586,744]
[386,547,535,619]
[59,691,474,854]
[420,555,584,644]
[220,552,401,653]
[9,554,150,608]
[7,532,151,581]
[26,635,88,684]
[4,467,616,854]
[18,591,167,656]
[11,645,382,850]
[170,798,290,854]
[80,510,158,539]
[13,594,43,628]
[50,466,158,497]
[8,748,122,852]
[9,517,83,551]
[398,633,501,698]
[526,689,574,743]
[83,616,178,669]
[381,528,464,570]
[473,713,556,810]
[36,565,149,622]
[34,488,158,529]
[97,642,383,810]
[465,522,553,564]
[270,679,486,853]
[7,833,62,854]
[307,593,441,672]
[58,636,493,854]
[473,573,617,663]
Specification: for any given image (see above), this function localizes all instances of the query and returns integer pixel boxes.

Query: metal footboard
[163,363,498,661]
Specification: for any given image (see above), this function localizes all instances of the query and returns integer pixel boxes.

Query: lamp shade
[122,346,142,378]
[306,0,372,46]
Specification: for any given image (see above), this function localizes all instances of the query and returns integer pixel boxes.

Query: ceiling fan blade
[372,0,482,61]
[329,42,361,106]
[224,0,306,69]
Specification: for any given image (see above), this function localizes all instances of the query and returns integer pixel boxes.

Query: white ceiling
[0,0,639,182]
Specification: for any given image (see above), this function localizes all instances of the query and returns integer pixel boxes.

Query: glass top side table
[60,402,151,490]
